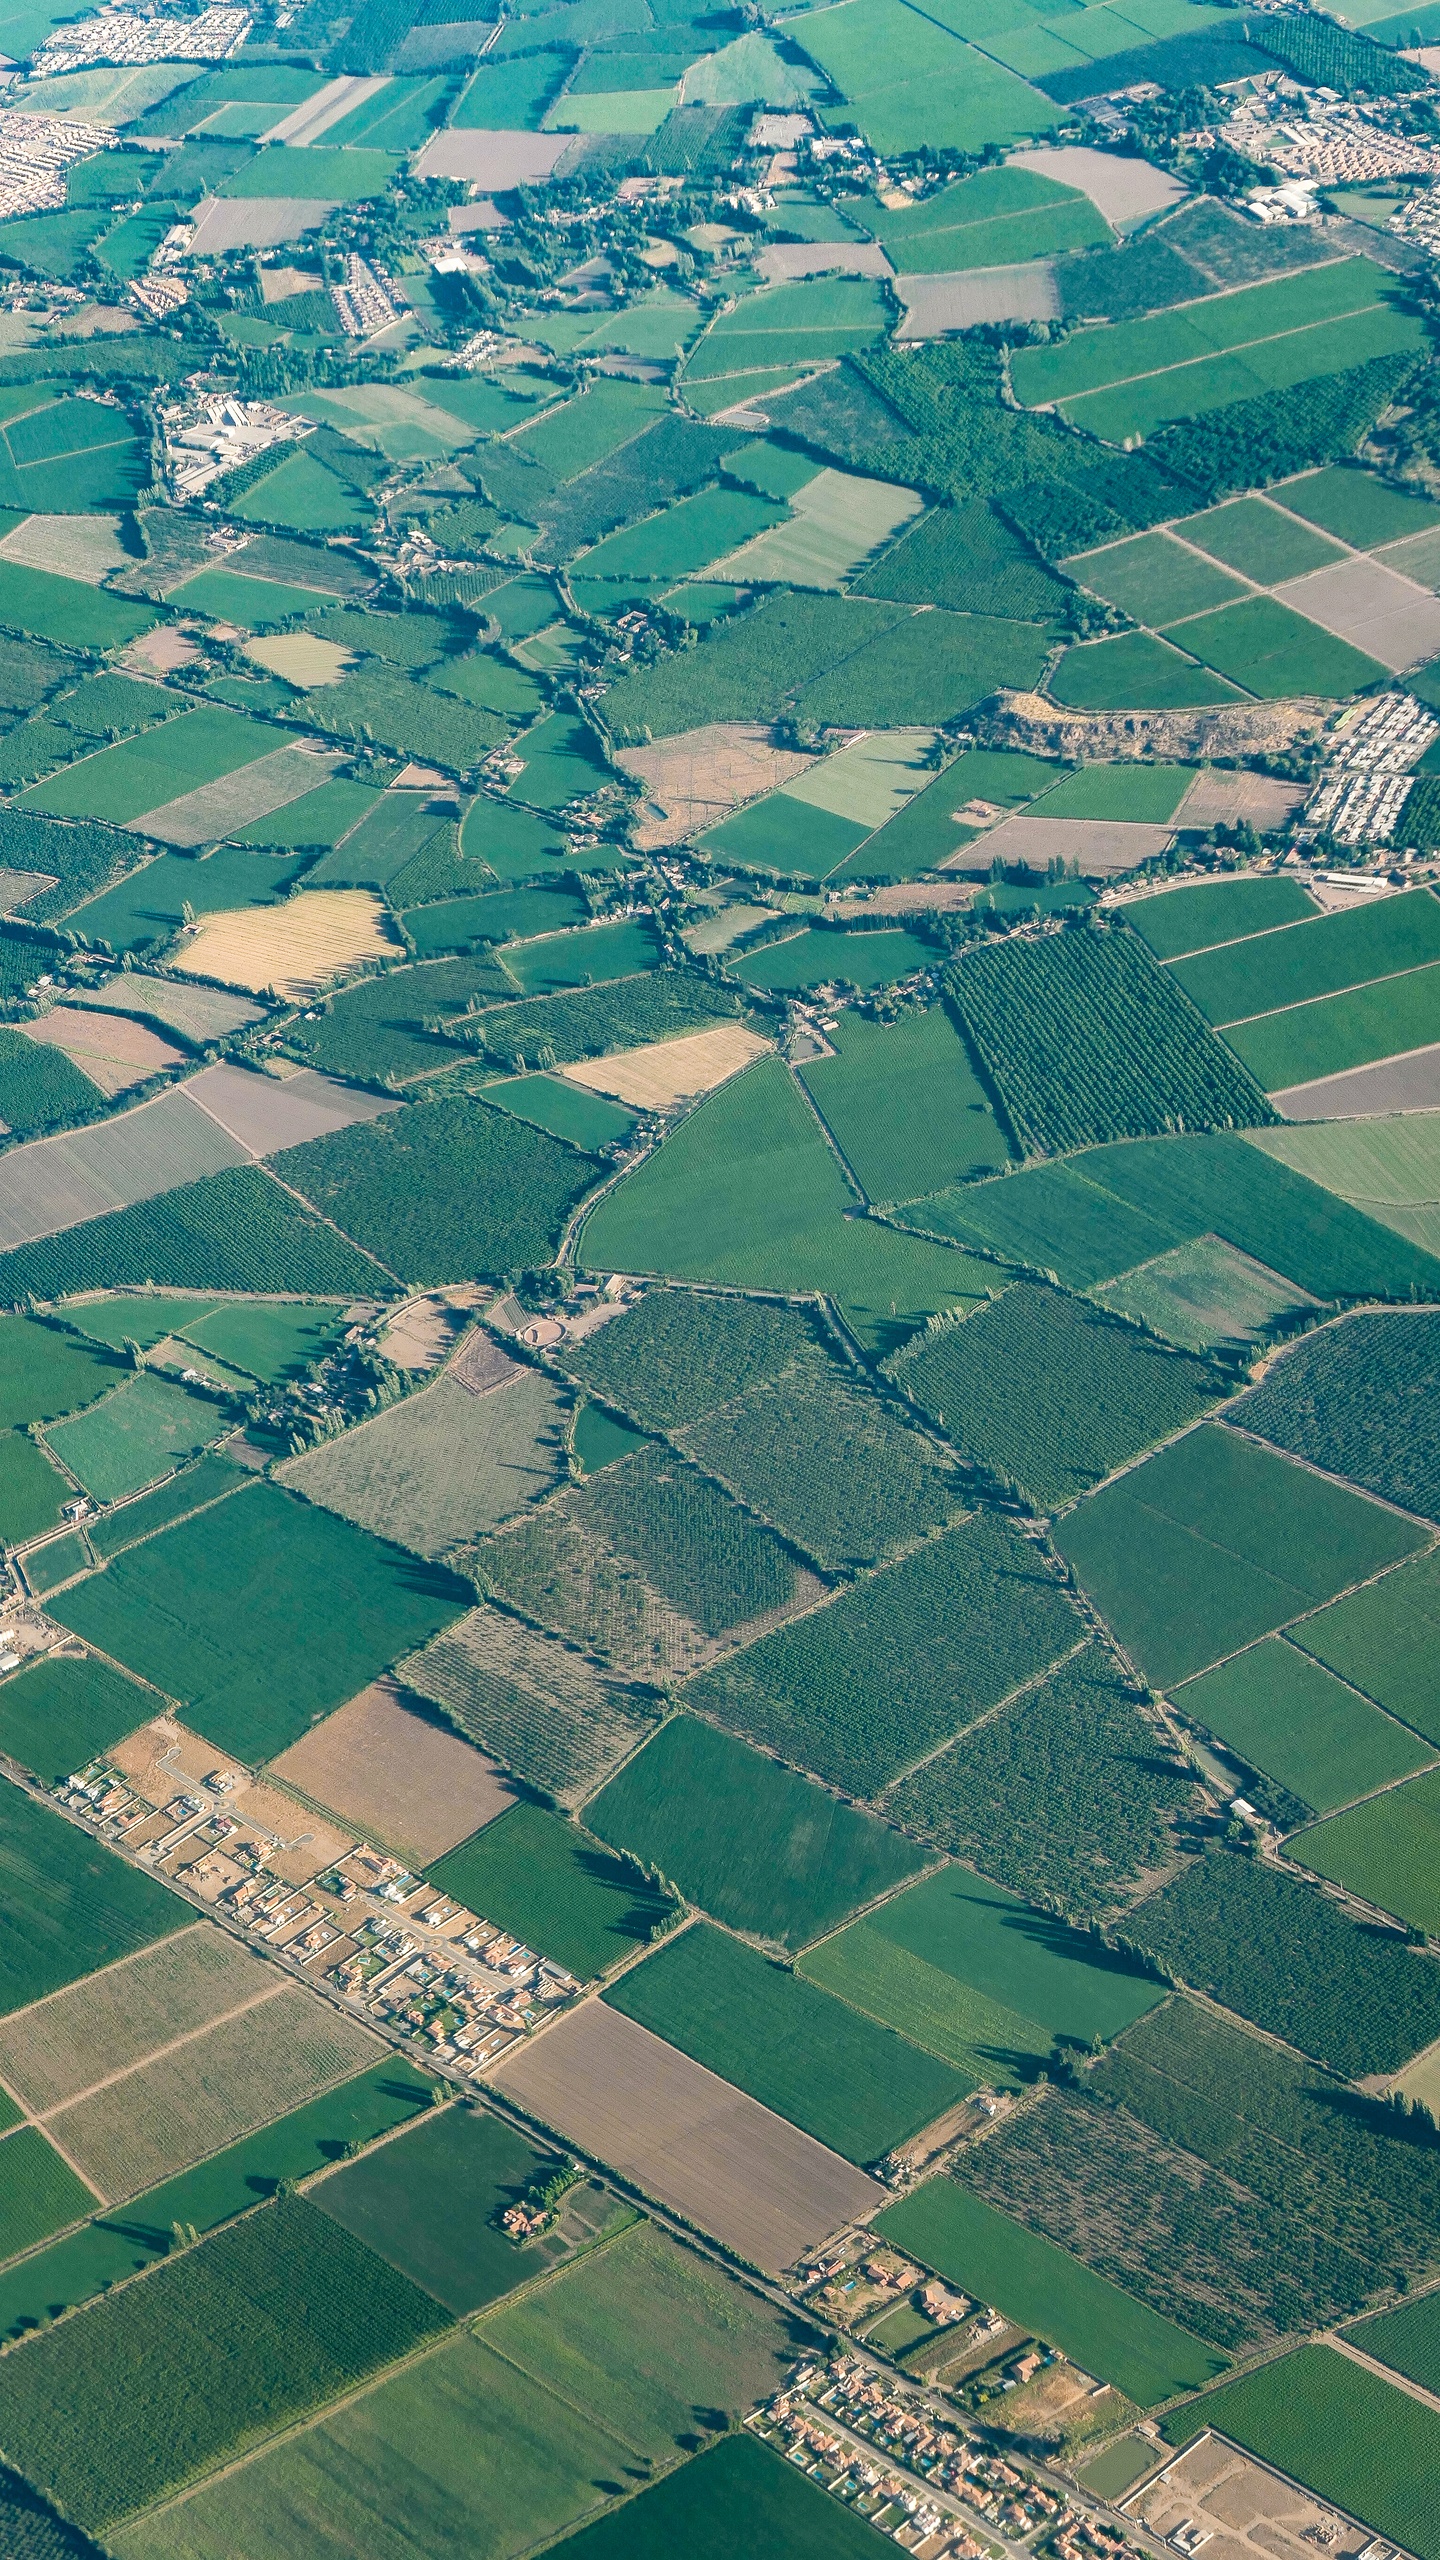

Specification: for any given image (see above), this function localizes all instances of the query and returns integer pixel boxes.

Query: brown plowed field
[492,1999,882,2274]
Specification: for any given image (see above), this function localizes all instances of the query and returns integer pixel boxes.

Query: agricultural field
[397,1603,659,1805]
[279,1365,568,1560]
[559,1289,822,1434]
[0,1779,187,2019]
[1173,1636,1434,1815]
[429,1801,672,1980]
[1130,1844,1440,2074]
[0,2197,449,2533]
[309,2102,576,2315]
[1231,1310,1440,1522]
[44,1371,228,1505]
[946,929,1274,1156]
[887,1282,1222,1510]
[1292,1546,1440,1747]
[0,1650,148,1784]
[51,1481,468,1762]
[1159,2348,1440,2560]
[876,2175,1223,2407]
[1054,1422,1429,1689]
[795,1006,1013,1199]
[1292,1765,1440,1935]
[605,1919,969,2165]
[885,1644,1198,1918]
[686,1511,1082,1795]
[585,1713,926,1948]
[799,1863,1163,2083]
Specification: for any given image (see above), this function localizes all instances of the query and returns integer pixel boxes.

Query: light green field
[1049,633,1244,710]
[1247,1116,1440,1256]
[1028,762,1197,823]
[21,706,278,824]
[1171,597,1386,701]
[1160,2346,1440,2559]
[714,468,922,589]
[877,2176,1224,2405]
[1225,961,1440,1090]
[1177,497,1348,584]
[799,1923,1054,2083]
[0,559,153,650]
[1070,532,1247,625]
[278,1367,566,1560]
[45,1372,227,1504]
[1091,1236,1319,1352]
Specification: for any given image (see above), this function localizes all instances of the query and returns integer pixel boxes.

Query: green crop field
[1354,2292,1440,2396]
[1232,1311,1440,1521]
[1283,461,1440,547]
[0,1312,121,1429]
[1175,1636,1433,1814]
[1295,1546,1440,1747]
[0,561,152,653]
[174,1301,347,1385]
[1248,1113,1440,1259]
[311,2103,565,2315]
[795,1006,1013,1200]
[0,1779,186,2018]
[1091,1236,1321,1357]
[1071,531,1248,625]
[1173,887,1440,1024]
[605,1920,969,2163]
[0,2196,449,2532]
[531,2434,883,2560]
[0,1433,69,1546]
[888,1281,1221,1509]
[1027,763,1197,824]
[0,1650,147,1784]
[22,705,277,825]
[1174,596,1386,701]
[886,1643,1197,1917]
[45,1371,227,1505]
[1293,1765,1440,1935]
[429,1802,672,1981]
[1126,875,1322,960]
[1049,633,1245,710]
[1176,495,1349,582]
[876,2175,1223,2406]
[686,1511,1082,1795]
[52,1481,467,1763]
[1131,1844,1440,2074]
[732,926,934,995]
[1054,1423,1428,1689]
[275,1095,601,1289]
[1161,2347,1440,2560]
[560,1291,820,1435]
[86,1452,248,1561]
[869,164,1106,272]
[0,2062,438,2342]
[585,1713,927,1948]
[0,2126,95,2263]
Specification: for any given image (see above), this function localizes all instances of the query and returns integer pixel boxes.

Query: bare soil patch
[895,262,1059,336]
[492,1998,882,2273]
[1124,2429,1372,2560]
[942,814,1174,875]
[184,1060,401,1153]
[615,721,819,848]
[20,1007,184,1097]
[0,514,128,584]
[1273,1041,1440,1119]
[134,745,343,850]
[269,1675,519,1866]
[1174,771,1306,829]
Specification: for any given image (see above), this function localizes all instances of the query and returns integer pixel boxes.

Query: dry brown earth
[269,1676,519,1865]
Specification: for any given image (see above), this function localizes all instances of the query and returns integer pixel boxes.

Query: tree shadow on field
[574,1841,673,1946]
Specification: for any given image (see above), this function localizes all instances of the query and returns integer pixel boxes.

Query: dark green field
[0,1652,148,1785]
[311,2104,565,2314]
[0,1778,187,2018]
[546,2433,882,2559]
[585,1715,927,1948]
[0,1315,121,1430]
[604,1921,969,2165]
[1354,2289,1440,2395]
[52,1484,468,1763]
[0,2196,450,2531]
[430,1804,672,1981]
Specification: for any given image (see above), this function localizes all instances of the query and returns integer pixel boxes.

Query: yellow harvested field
[175,891,399,998]
[245,632,354,688]
[562,1023,772,1110]
[1397,2035,1440,2112]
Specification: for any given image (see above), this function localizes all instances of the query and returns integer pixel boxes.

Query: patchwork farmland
[0,3,1439,2551]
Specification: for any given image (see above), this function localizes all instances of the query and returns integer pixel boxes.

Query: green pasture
[684,276,888,382]
[1224,962,1440,1091]
[430,1803,671,1981]
[216,145,403,199]
[45,1371,227,1505]
[732,927,933,992]
[0,1432,70,1546]
[605,1920,969,2164]
[1055,1423,1428,1689]
[870,163,1107,273]
[1281,463,1440,548]
[311,2104,560,2315]
[1072,531,1247,625]
[1029,762,1196,823]
[877,2177,1224,2405]
[1174,1636,1433,1813]
[1176,496,1347,582]
[0,559,152,651]
[1126,874,1321,960]
[1354,2291,1440,2397]
[23,705,279,826]
[1092,1236,1322,1354]
[1049,633,1244,710]
[799,1922,1055,2085]
[0,1312,121,1429]
[1171,596,1386,700]
[484,1074,634,1152]
[51,1481,467,1763]
[585,1713,927,1948]
[166,567,336,627]
[0,2126,94,2265]
[503,918,661,997]
[174,1300,347,1385]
